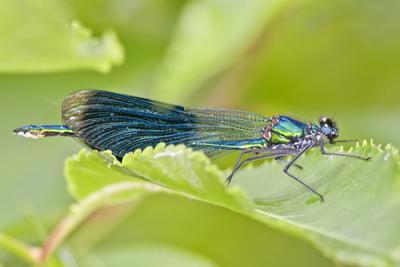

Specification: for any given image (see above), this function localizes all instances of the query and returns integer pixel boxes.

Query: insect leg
[226,149,295,184]
[275,156,303,170]
[283,145,325,201]
[320,140,371,161]
[330,139,358,144]
[226,149,248,184]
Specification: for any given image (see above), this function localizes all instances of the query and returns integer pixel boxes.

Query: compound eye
[319,116,329,126]
[319,116,336,128]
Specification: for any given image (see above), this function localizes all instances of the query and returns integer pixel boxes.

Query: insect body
[13,90,370,201]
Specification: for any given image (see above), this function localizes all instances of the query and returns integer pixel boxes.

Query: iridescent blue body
[13,90,370,201]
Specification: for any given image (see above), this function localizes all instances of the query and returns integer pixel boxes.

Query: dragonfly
[13,90,370,201]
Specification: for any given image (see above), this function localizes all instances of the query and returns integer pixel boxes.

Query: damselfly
[13,90,370,201]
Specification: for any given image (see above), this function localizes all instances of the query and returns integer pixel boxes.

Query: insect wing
[62,90,269,158]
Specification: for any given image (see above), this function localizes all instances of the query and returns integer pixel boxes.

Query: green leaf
[152,0,290,101]
[121,143,250,212]
[0,0,124,73]
[65,144,250,212]
[80,242,220,267]
[0,233,35,265]
[8,141,398,266]
[26,182,173,263]
[234,141,400,266]
[27,182,333,267]
[67,193,334,267]
[65,150,144,200]
[64,141,400,266]
[55,144,318,266]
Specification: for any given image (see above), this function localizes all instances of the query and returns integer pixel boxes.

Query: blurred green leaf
[152,0,289,101]
[0,233,35,265]
[243,0,400,109]
[0,0,184,226]
[80,242,219,267]
[0,0,124,73]
[36,182,172,261]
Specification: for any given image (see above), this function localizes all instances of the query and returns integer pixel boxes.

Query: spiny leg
[226,149,296,184]
[283,145,325,201]
[320,140,371,161]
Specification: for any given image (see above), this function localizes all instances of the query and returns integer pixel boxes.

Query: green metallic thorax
[268,116,309,145]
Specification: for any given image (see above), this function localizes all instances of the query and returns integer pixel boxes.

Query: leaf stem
[0,232,37,264]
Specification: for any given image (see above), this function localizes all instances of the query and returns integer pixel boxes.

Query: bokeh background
[1,0,399,265]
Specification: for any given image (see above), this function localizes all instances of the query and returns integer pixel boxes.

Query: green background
[0,0,399,266]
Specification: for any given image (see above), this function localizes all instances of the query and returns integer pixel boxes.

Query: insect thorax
[262,116,311,147]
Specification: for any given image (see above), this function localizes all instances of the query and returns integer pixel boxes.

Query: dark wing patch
[62,90,269,158]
